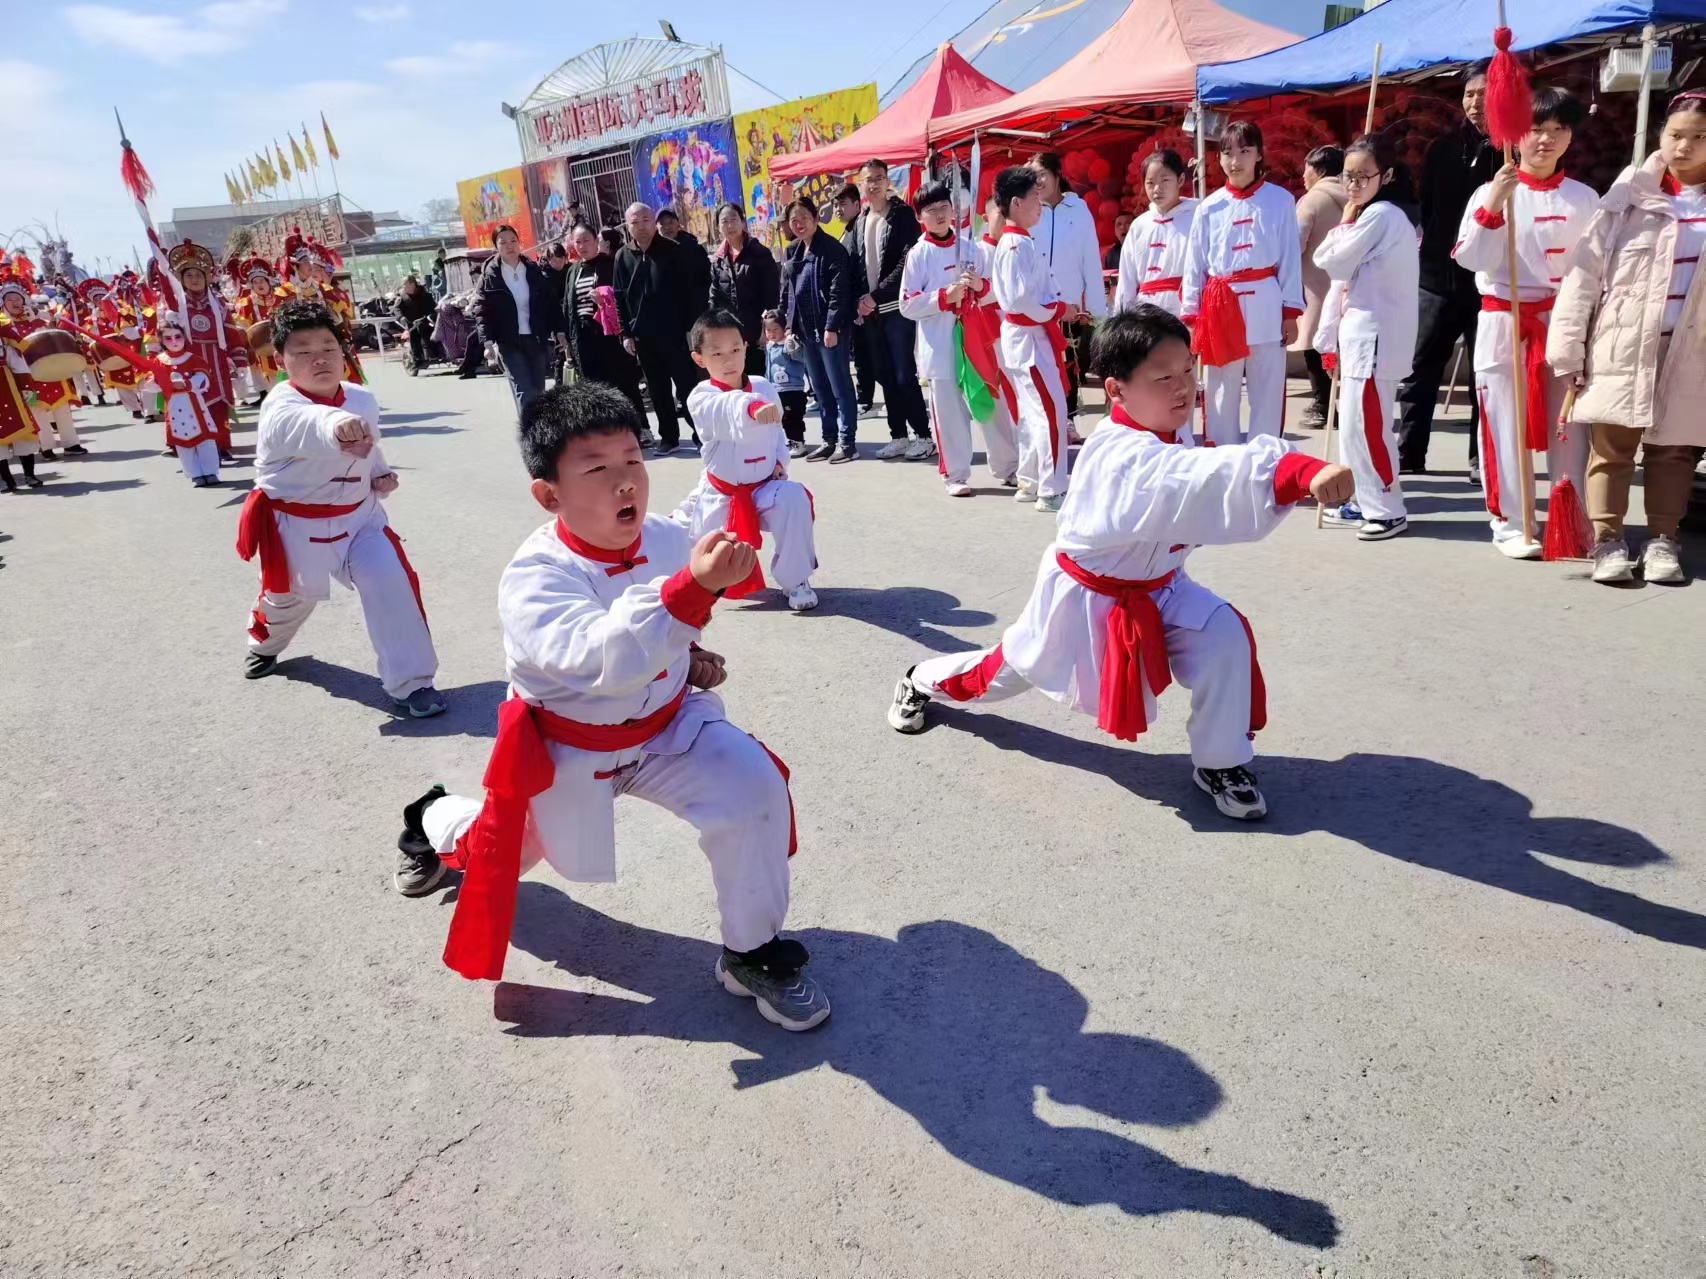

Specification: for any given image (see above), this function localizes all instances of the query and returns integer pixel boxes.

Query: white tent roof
[520,37,721,109]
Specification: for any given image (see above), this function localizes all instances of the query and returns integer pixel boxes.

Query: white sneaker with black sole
[1193,764,1268,820]
[887,666,931,733]
[1357,516,1407,541]
[876,439,909,459]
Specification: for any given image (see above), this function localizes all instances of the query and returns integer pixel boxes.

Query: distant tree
[420,198,458,224]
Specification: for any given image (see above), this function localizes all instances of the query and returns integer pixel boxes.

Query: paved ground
[4,355,1703,1279]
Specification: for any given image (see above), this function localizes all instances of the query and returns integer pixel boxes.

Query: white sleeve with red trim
[256,384,369,460]
[898,242,947,323]
[685,379,756,448]
[748,376,790,472]
[1451,182,1506,275]
[1113,214,1148,312]
[992,236,1063,324]
[1180,195,1215,321]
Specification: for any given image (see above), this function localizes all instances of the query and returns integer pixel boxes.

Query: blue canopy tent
[1198,0,1706,103]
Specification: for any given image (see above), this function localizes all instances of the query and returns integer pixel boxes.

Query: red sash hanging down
[1191,265,1278,368]
[1480,295,1554,451]
[1053,553,1177,742]
[703,471,768,598]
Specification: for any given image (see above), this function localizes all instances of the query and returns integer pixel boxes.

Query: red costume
[166,239,244,451]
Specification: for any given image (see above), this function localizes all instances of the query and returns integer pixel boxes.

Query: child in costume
[887,306,1353,821]
[1114,149,1199,317]
[0,287,85,459]
[0,270,43,490]
[395,381,829,1032]
[151,314,223,487]
[678,309,819,612]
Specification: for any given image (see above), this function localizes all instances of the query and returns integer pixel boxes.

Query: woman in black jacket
[562,224,649,431]
[778,199,859,462]
[708,202,780,376]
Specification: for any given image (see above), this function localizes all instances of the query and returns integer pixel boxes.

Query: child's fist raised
[690,530,759,593]
[1309,463,1355,508]
[751,401,781,425]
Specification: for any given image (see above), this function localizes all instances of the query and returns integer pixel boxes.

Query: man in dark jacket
[392,275,437,374]
[848,159,933,459]
[835,183,876,413]
[614,202,710,452]
[1396,65,1495,478]
[476,225,565,419]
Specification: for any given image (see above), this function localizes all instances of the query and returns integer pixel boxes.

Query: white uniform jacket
[1182,181,1306,346]
[992,227,1067,373]
[1311,200,1421,381]
[900,230,980,379]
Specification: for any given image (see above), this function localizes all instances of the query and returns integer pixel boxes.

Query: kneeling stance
[888,307,1352,820]
[399,383,829,1031]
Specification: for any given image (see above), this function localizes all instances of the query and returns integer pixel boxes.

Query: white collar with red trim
[289,381,346,407]
[1224,178,1266,201]
[1109,402,1180,443]
[555,518,646,567]
[707,376,749,392]
[1515,168,1567,192]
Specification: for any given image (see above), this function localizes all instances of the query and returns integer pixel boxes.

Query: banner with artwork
[456,166,534,251]
[733,83,879,247]
[631,119,739,245]
[524,156,577,246]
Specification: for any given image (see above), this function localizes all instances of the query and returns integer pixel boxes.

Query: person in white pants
[900,181,1020,496]
[393,381,829,1032]
[235,300,444,716]
[1311,135,1420,540]
[678,311,819,612]
[992,166,1073,513]
[1182,121,1305,446]
[1453,85,1597,559]
[973,197,1023,481]
[887,307,1354,822]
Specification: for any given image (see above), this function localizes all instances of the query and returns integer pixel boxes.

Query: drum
[247,320,274,360]
[99,348,132,373]
[21,329,90,381]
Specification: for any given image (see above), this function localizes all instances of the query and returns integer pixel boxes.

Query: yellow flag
[321,112,340,162]
[255,153,273,188]
[276,140,292,183]
[262,150,278,186]
[302,125,318,168]
[290,133,307,172]
[242,167,254,200]
[225,173,242,205]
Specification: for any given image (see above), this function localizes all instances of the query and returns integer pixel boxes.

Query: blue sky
[3,0,1320,271]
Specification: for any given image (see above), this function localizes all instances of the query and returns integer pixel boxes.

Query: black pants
[575,324,649,424]
[634,334,704,448]
[778,388,807,443]
[457,333,484,376]
[1303,348,1332,410]
[851,320,875,409]
[406,318,432,369]
[1062,319,1093,415]
[868,310,930,440]
[1397,286,1481,468]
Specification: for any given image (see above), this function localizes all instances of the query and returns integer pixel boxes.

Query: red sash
[704,471,767,599]
[442,687,688,981]
[235,489,365,594]
[1001,309,1071,394]
[1054,553,1175,742]
[1139,277,1184,296]
[1480,295,1554,451]
[1192,265,1278,367]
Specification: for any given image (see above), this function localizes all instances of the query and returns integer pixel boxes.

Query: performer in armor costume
[167,239,244,461]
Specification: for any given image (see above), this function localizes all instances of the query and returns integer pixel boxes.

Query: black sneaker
[1300,402,1327,430]
[804,442,836,462]
[219,450,236,464]
[829,444,857,464]
[64,444,89,455]
[1193,765,1268,821]
[244,651,278,679]
[396,784,450,896]
[1398,458,1426,476]
[887,665,931,733]
[39,449,57,461]
[716,937,830,1031]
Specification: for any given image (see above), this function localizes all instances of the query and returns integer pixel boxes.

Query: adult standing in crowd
[614,202,710,454]
[476,225,565,418]
[849,158,934,460]
[564,223,650,438]
[834,182,878,416]
[657,208,702,250]
[1295,146,1348,429]
[1398,63,1496,478]
[1029,151,1108,416]
[708,201,781,377]
[541,242,573,386]
[392,274,437,376]
[780,198,859,463]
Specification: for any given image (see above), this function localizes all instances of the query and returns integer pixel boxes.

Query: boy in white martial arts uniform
[679,309,820,612]
[1114,149,1199,317]
[887,306,1353,820]
[394,382,829,1031]
[899,181,1020,496]
[1312,134,1420,541]
[1182,121,1306,446]
[235,300,445,717]
[1453,85,1596,560]
[992,166,1074,513]
[975,196,1024,490]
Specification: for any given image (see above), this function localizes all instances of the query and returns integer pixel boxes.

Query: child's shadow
[930,708,1704,949]
[499,890,1338,1248]
[740,585,995,653]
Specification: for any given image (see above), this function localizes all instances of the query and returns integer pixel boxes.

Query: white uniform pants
[31,404,80,448]
[926,376,1019,487]
[176,440,219,481]
[910,603,1258,769]
[1203,341,1286,446]
[1341,376,1406,521]
[76,370,102,401]
[246,522,437,699]
[423,719,792,952]
[238,365,267,400]
[1475,358,1587,545]
[1009,358,1070,497]
[690,479,816,591]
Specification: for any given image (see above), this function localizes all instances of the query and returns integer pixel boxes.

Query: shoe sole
[788,598,819,612]
[244,661,278,680]
[1591,564,1635,584]
[394,700,447,718]
[716,962,830,1031]
[1319,514,1363,528]
[1356,523,1407,541]
[1495,540,1543,561]
[887,680,928,733]
[394,858,449,897]
[1192,769,1268,821]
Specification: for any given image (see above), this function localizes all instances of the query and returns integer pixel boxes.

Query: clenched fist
[372,472,400,496]
[752,401,781,425]
[332,414,373,459]
[690,529,759,593]
[687,647,727,690]
[1309,463,1355,508]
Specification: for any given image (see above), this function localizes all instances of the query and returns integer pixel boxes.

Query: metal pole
[1633,24,1658,166]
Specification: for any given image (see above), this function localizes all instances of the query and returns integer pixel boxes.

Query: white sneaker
[945,481,973,497]
[904,438,936,461]
[787,584,818,612]
[1590,538,1635,583]
[1034,493,1063,514]
[876,439,909,459]
[887,668,931,733]
[1640,535,1686,584]
[1495,535,1543,561]
[1192,765,1268,821]
[1014,485,1037,503]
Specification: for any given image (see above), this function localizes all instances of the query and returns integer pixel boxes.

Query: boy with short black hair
[397,382,828,1031]
[887,305,1353,820]
[678,308,819,611]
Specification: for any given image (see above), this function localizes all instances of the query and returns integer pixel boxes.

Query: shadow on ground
[498,889,1339,1248]
[739,585,995,653]
[271,656,505,735]
[927,707,1703,949]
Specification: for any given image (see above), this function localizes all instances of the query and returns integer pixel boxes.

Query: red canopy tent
[929,0,1296,147]
[769,44,1013,180]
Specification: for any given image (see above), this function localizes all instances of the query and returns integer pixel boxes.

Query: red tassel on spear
[114,108,182,315]
[1484,23,1532,150]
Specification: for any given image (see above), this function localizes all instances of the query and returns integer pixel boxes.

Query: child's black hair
[994,165,1039,216]
[270,298,346,354]
[1142,148,1187,180]
[689,307,746,353]
[1665,89,1706,120]
[519,382,644,481]
[1029,150,1072,193]
[1531,84,1584,130]
[912,180,953,214]
[1304,145,1344,177]
[834,182,861,205]
[1089,305,1192,381]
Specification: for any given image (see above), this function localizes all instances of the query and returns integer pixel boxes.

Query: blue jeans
[797,332,858,446]
[499,335,554,420]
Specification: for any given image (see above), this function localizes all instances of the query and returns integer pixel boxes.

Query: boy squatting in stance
[235,300,447,718]
[887,306,1354,821]
[675,309,820,612]
[394,382,830,1032]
